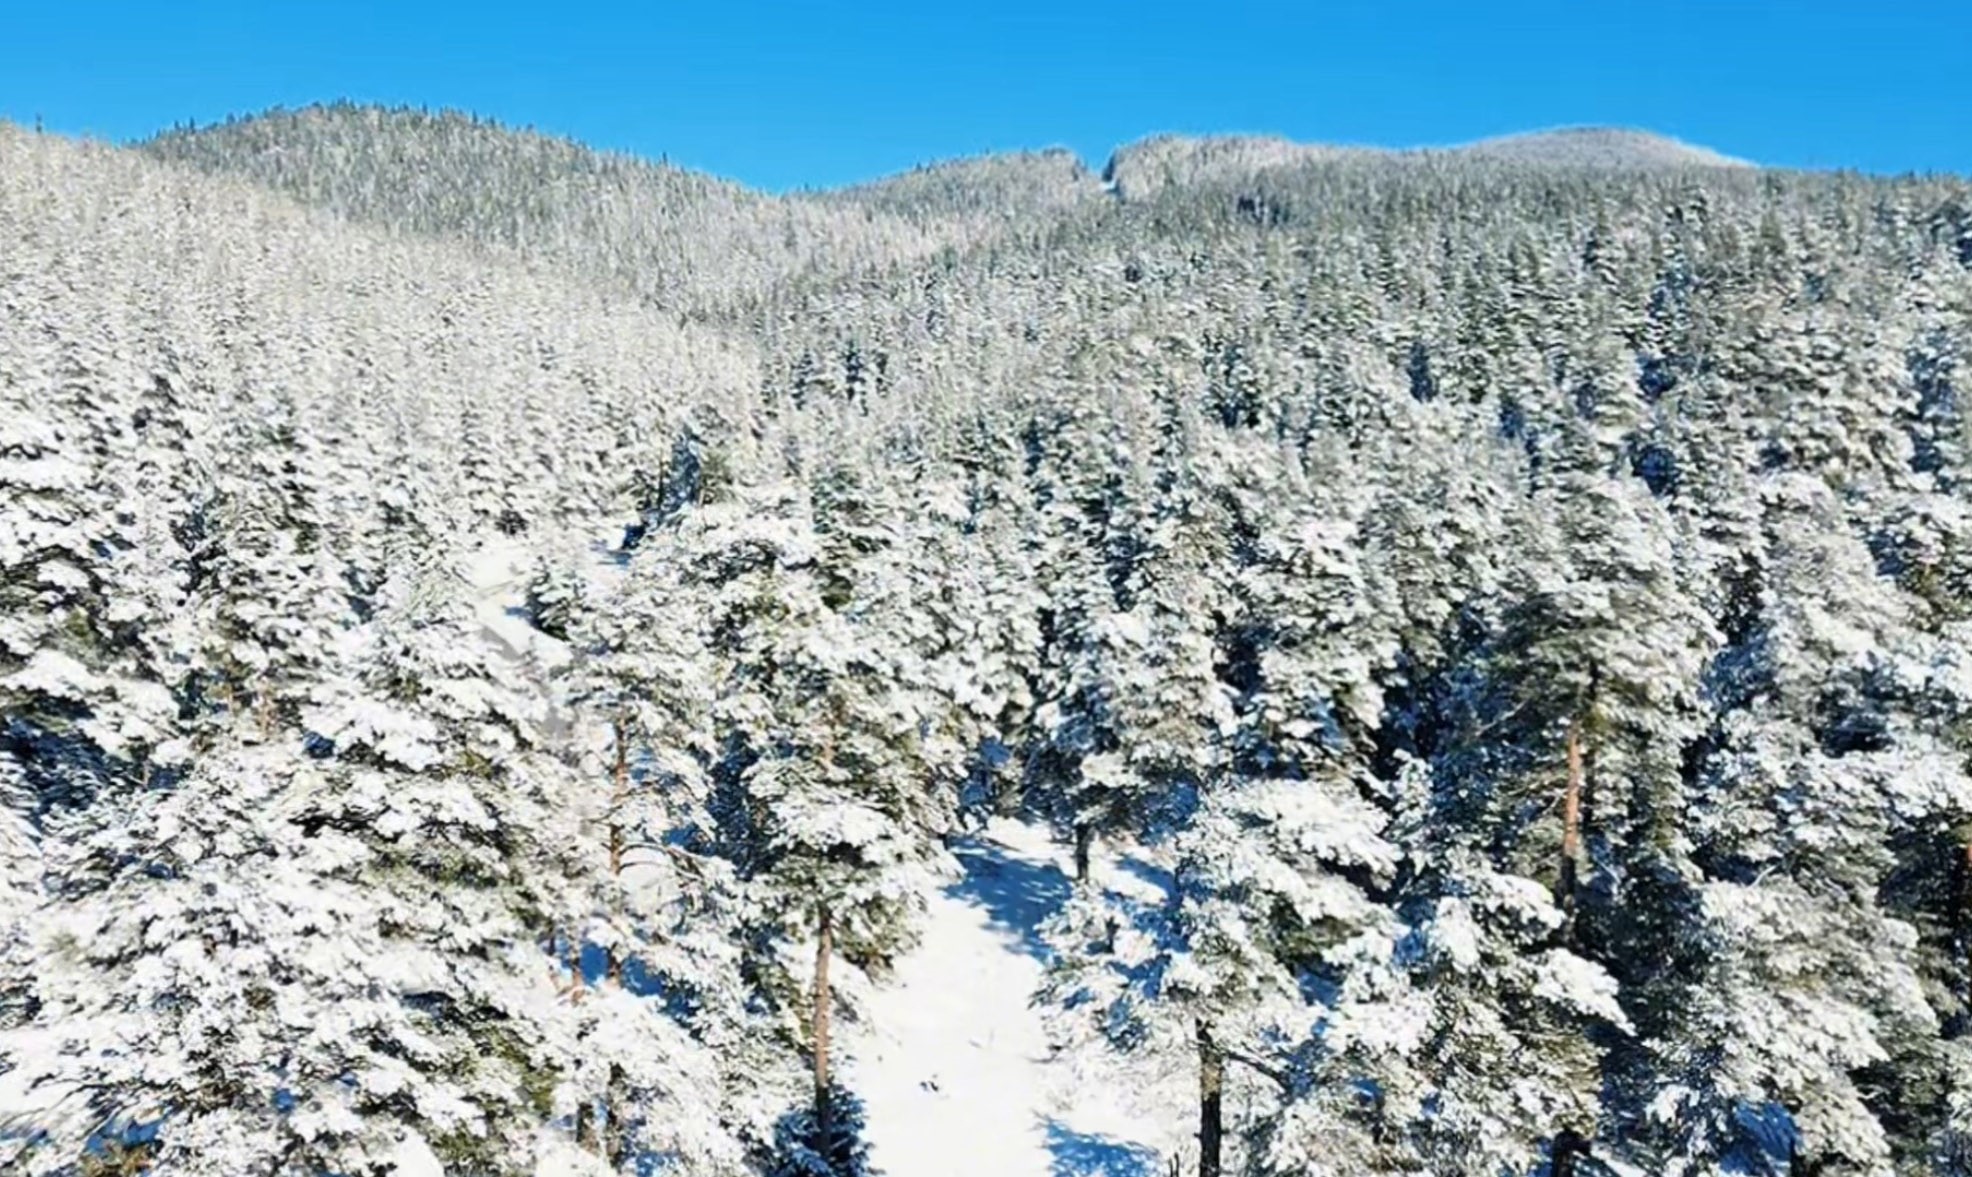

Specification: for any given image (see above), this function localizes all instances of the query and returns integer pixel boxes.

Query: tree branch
[1224,1047,1292,1093]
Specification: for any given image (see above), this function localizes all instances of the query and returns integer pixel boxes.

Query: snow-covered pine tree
[0,530,734,1174]
[682,475,956,1162]
[551,517,798,1171]
[1646,472,1972,1175]
[183,392,353,749]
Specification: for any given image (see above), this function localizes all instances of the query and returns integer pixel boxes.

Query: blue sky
[4,1,1967,190]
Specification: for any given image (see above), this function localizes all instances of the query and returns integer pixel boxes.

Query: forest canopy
[0,105,1969,1176]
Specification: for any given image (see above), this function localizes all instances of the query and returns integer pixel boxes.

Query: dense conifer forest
[2,103,1971,1175]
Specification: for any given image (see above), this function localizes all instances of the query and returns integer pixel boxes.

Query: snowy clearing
[846,820,1184,1177]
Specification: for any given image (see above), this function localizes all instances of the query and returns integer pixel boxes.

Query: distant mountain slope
[1101,134,1362,200]
[8,119,756,539]
[813,146,1103,221]
[138,105,1752,320]
[138,103,964,319]
[1453,126,1751,168]
[1099,125,1747,201]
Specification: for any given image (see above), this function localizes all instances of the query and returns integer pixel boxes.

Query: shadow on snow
[944,834,1073,961]
[1113,856,1174,901]
[1043,1120,1161,1177]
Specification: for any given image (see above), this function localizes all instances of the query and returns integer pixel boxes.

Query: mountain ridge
[133,101,1754,202]
[1097,125,1750,199]
[123,103,1765,311]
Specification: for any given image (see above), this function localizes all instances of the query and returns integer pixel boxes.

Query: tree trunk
[1197,1020,1224,1177]
[1552,1127,1587,1177]
[604,1062,628,1168]
[1959,837,1972,1008]
[566,927,584,1000]
[606,715,629,986]
[1073,822,1093,884]
[814,905,835,1150]
[1557,719,1585,942]
[607,716,629,878]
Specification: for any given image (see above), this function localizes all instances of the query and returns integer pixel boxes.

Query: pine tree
[683,480,954,1152]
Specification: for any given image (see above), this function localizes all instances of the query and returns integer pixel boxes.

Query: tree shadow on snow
[1114,856,1174,901]
[1043,1121,1161,1177]
[944,835,1073,961]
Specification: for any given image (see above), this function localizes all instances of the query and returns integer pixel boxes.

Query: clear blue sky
[4,1,1968,190]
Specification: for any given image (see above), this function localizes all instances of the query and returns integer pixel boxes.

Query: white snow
[467,534,595,749]
[467,537,573,674]
[386,1131,448,1177]
[845,818,1181,1177]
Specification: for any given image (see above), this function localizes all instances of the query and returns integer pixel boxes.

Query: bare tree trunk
[607,716,629,878]
[814,905,835,1151]
[1552,1127,1587,1177]
[569,717,630,1159]
[606,714,629,987]
[1557,719,1585,942]
[604,1062,628,1168]
[1197,1020,1224,1177]
[1959,838,1972,1007]
[1539,725,1593,1177]
[1073,822,1093,884]
[566,927,584,1000]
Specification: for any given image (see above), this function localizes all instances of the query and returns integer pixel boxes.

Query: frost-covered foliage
[3,106,1972,1176]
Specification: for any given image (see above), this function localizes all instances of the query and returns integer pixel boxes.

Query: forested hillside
[4,104,1972,1176]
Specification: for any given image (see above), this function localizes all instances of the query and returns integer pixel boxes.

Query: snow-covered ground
[845,820,1184,1177]
[468,536,578,675]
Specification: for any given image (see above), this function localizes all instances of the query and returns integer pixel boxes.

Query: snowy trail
[468,536,590,743]
[846,822,1176,1177]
